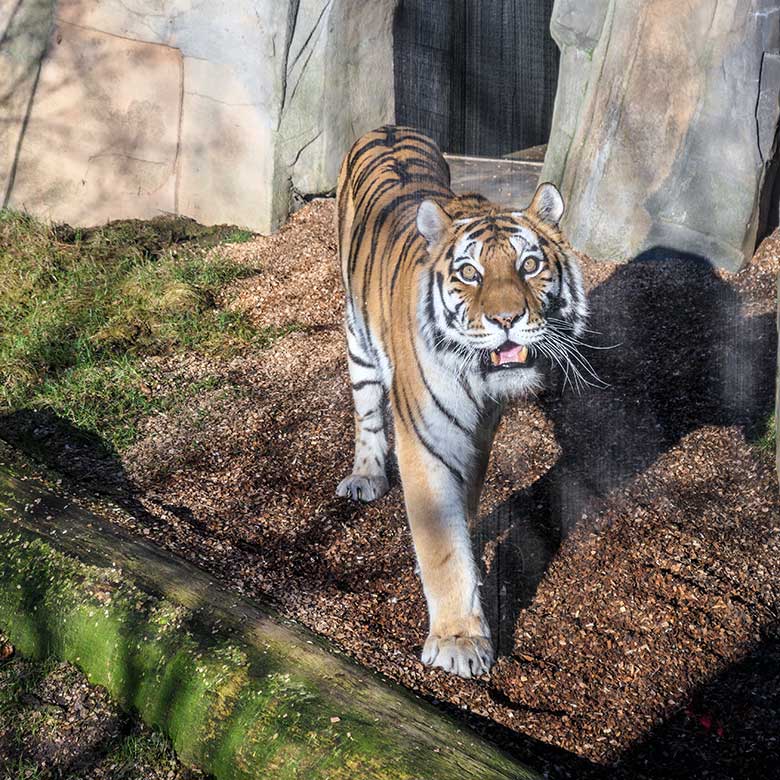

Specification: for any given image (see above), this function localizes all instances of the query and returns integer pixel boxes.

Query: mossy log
[0,456,536,780]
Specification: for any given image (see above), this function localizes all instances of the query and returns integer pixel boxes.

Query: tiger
[335,126,587,678]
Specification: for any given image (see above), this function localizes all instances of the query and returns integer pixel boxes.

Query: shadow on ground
[478,251,776,656]
[0,408,195,538]
[612,628,780,779]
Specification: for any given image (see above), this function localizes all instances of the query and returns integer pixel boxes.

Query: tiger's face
[417,183,587,396]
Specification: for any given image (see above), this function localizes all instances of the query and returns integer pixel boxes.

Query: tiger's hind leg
[336,318,389,503]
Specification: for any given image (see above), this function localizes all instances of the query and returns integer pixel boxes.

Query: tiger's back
[337,126,450,350]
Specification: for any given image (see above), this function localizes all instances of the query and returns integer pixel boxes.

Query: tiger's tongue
[491,343,529,366]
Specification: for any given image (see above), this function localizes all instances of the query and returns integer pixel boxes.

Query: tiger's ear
[526,182,564,226]
[417,200,451,249]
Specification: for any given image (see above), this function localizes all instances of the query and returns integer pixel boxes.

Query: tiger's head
[416,183,587,397]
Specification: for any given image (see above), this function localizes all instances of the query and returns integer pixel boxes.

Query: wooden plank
[446,155,540,209]
[503,145,548,164]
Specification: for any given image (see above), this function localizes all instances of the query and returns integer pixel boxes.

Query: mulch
[4,199,778,779]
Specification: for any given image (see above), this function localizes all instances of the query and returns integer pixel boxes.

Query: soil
[0,640,206,780]
[2,199,778,779]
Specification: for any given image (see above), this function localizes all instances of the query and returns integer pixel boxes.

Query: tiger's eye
[459,263,479,282]
[522,256,540,275]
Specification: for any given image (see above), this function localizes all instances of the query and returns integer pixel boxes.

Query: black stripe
[424,275,438,327]
[461,374,480,410]
[466,225,493,241]
[348,347,373,368]
[352,379,382,391]
[407,408,464,485]
[420,371,471,435]
[349,177,399,275]
[435,271,458,328]
[390,219,421,293]
[348,135,393,172]
[425,282,481,412]
[407,279,471,437]
[360,188,448,315]
[352,147,447,197]
[555,254,563,298]
[394,380,464,485]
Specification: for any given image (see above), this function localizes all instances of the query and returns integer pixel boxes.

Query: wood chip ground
[7,200,778,779]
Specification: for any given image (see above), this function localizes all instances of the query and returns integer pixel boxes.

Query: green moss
[0,526,534,779]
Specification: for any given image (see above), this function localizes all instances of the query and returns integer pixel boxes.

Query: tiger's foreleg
[395,425,492,678]
[336,315,390,502]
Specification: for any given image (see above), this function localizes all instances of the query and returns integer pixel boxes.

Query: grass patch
[757,413,776,457]
[0,210,289,450]
[221,228,256,244]
[25,360,228,452]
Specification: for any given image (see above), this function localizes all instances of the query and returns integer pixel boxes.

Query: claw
[335,474,389,503]
[422,634,494,678]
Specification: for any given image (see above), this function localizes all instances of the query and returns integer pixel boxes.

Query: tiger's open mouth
[483,340,535,372]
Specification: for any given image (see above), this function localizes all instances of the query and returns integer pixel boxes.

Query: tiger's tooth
[519,346,528,363]
[490,351,500,366]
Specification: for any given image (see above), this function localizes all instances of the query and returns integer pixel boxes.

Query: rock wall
[543,0,780,270]
[0,0,397,232]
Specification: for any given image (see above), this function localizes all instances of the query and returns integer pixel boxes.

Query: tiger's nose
[486,312,520,330]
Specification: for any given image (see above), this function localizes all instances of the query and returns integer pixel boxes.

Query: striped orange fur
[336,126,587,677]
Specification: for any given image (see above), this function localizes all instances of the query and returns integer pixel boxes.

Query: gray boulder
[542,0,780,270]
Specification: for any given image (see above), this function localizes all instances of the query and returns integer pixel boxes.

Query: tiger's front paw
[336,474,389,502]
[421,633,494,678]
